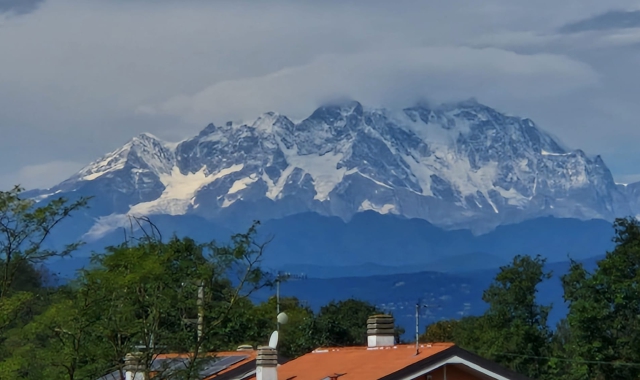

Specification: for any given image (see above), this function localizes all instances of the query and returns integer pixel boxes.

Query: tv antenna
[273,271,307,331]
[415,300,441,355]
[277,311,289,325]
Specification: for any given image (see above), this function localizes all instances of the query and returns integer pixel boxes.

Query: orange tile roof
[255,343,455,380]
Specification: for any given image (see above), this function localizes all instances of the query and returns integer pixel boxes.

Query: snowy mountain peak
[250,112,285,132]
[198,123,218,137]
[308,100,364,120]
[135,132,164,142]
[64,130,175,190]
[43,99,640,237]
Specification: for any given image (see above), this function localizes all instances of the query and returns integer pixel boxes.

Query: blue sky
[1,0,640,189]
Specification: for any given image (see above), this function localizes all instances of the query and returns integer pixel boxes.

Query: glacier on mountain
[36,99,639,238]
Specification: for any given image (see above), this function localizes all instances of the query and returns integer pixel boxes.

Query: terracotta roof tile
[251,343,455,380]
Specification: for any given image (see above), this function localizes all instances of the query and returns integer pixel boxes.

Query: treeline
[420,217,640,380]
[0,187,401,379]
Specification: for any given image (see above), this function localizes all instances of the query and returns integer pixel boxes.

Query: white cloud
[469,27,640,52]
[0,160,84,190]
[143,47,599,125]
[468,32,563,50]
[595,28,640,46]
[0,0,640,187]
[82,214,130,241]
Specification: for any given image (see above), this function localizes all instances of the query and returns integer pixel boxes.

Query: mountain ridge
[45,212,615,281]
[29,99,640,236]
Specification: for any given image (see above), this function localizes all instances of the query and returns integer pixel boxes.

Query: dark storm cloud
[559,10,640,33]
[0,0,45,15]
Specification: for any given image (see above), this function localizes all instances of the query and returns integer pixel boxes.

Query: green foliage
[6,187,640,380]
[447,218,640,380]
[212,296,407,360]
[435,255,553,378]
[545,319,575,379]
[481,255,553,378]
[0,185,89,376]
[0,186,90,299]
[313,299,404,347]
[79,220,270,379]
[0,216,273,379]
[210,296,269,350]
[561,217,640,380]
[254,297,317,358]
[214,296,399,359]
[315,299,380,347]
[420,319,459,343]
[0,291,34,338]
[16,290,112,379]
[450,315,488,352]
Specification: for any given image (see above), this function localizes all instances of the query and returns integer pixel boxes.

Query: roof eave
[379,346,533,380]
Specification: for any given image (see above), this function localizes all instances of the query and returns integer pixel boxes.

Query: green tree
[545,319,574,379]
[198,295,317,359]
[253,297,316,359]
[562,217,640,380]
[82,220,270,380]
[420,319,459,343]
[16,287,111,380]
[0,186,89,299]
[0,186,88,374]
[314,299,403,347]
[477,255,553,379]
[450,315,489,352]
[315,299,379,347]
[1,218,271,380]
[209,296,269,351]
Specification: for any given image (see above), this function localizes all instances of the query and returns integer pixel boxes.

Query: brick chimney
[256,346,278,380]
[367,314,396,348]
[124,353,146,380]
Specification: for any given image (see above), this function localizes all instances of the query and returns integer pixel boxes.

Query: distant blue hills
[47,211,615,279]
[44,212,617,339]
[252,254,604,340]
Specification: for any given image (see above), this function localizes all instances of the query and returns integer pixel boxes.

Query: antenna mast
[415,301,440,355]
[197,280,204,341]
[415,302,419,355]
[274,271,306,331]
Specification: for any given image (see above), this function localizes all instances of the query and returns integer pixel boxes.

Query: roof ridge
[311,343,455,353]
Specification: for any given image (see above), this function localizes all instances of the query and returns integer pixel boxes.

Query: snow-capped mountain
[36,99,639,238]
[618,182,640,215]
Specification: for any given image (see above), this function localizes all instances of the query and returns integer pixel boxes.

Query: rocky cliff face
[34,99,638,237]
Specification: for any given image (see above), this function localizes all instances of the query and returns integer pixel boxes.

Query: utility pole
[276,276,281,315]
[197,280,204,342]
[415,301,440,355]
[181,280,205,343]
[274,271,306,331]
[415,302,419,354]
